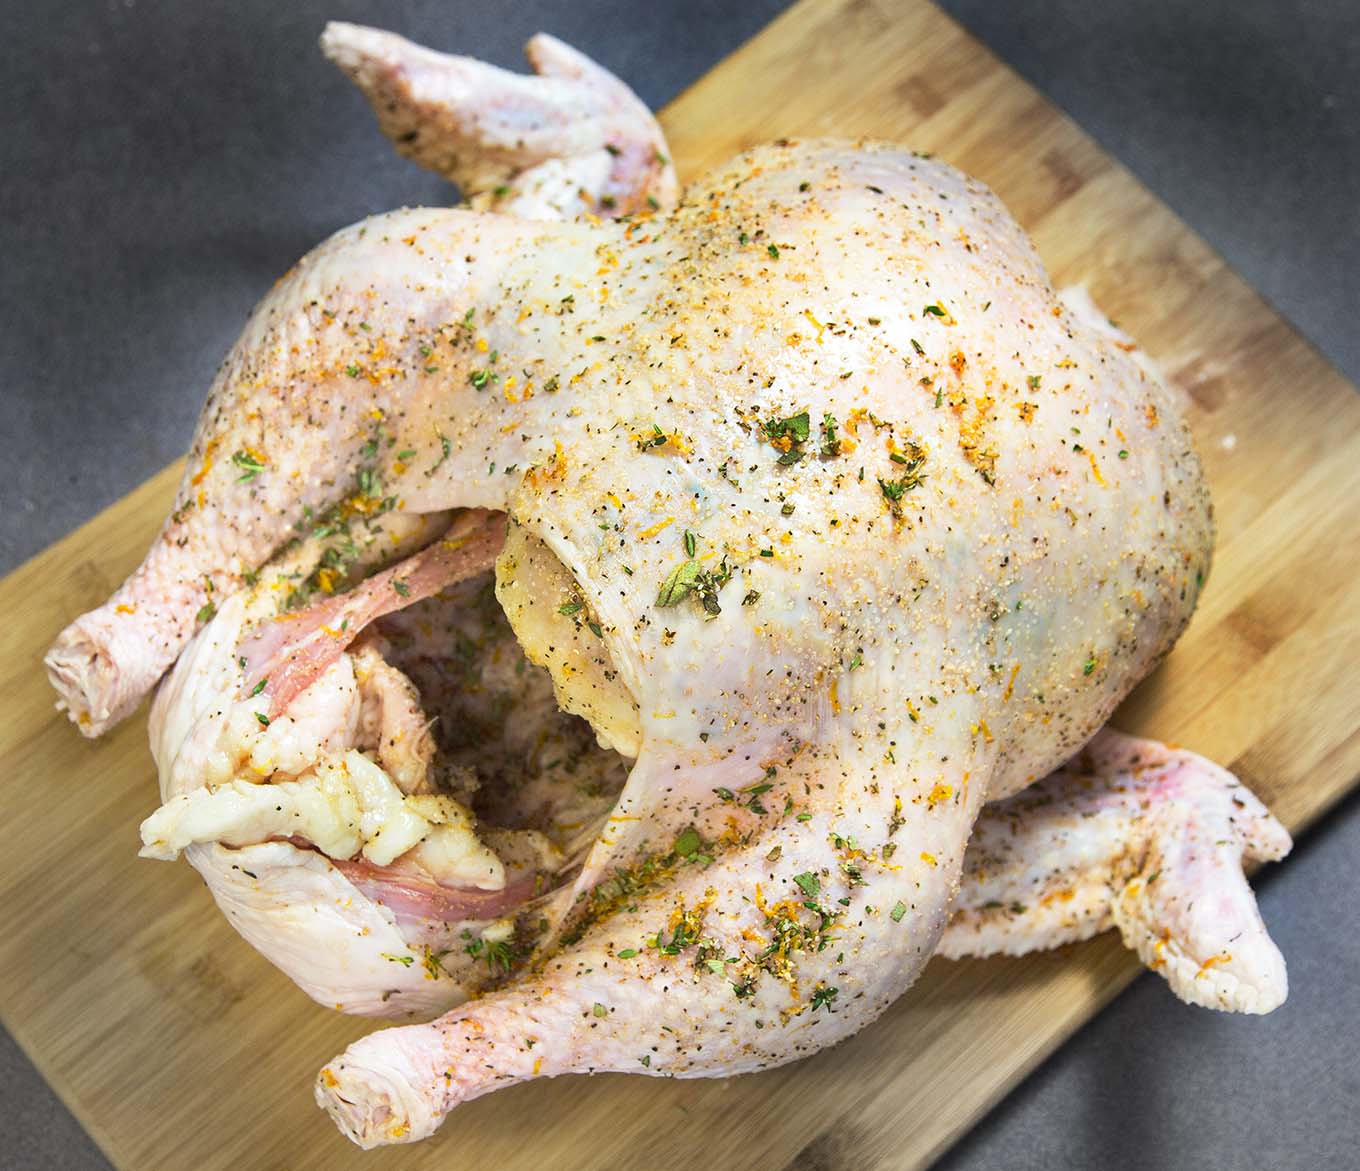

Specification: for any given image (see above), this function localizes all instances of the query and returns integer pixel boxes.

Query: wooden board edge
[3,2,1358,1167]
[0,1008,134,1168]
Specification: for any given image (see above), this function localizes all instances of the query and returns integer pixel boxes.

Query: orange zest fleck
[637,516,675,539]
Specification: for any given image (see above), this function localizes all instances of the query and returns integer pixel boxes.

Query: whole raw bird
[45,23,1289,1148]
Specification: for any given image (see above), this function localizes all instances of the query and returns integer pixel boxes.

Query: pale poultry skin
[43,23,1290,1148]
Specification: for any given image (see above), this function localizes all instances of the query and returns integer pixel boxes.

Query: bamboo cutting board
[3,0,1358,1167]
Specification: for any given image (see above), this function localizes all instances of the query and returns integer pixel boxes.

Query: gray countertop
[3,2,1357,1167]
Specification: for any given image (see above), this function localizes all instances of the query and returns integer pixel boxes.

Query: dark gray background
[3,2,1356,1168]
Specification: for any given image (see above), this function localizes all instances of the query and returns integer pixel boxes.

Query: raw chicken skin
[939,729,1292,1013]
[43,23,1291,1147]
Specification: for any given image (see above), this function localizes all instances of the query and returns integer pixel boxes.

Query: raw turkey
[44,22,1289,1148]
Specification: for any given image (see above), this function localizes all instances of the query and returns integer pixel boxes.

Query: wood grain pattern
[3,1,1358,1167]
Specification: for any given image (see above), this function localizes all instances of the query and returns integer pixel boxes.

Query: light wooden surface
[3,0,1358,1167]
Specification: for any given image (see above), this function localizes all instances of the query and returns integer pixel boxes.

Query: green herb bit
[462,932,514,972]
[1083,655,1097,676]
[429,433,452,475]
[911,338,925,355]
[255,712,270,727]
[810,985,838,1012]
[793,871,820,898]
[683,529,697,558]
[923,303,946,317]
[767,243,780,259]
[469,368,491,390]
[878,449,927,510]
[655,909,703,955]
[820,412,841,457]
[196,601,216,624]
[231,450,266,483]
[742,780,774,814]
[381,953,414,966]
[693,557,733,616]
[656,559,702,606]
[1027,374,1042,390]
[355,467,380,499]
[392,579,410,598]
[637,423,669,451]
[763,409,811,466]
[764,410,810,443]
[618,948,638,959]
[672,827,703,859]
[249,677,267,698]
[558,601,583,616]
